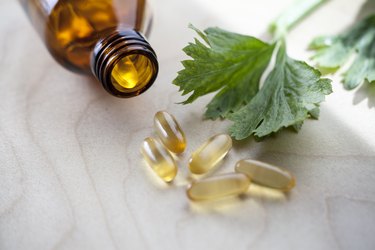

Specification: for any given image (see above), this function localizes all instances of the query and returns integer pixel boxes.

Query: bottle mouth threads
[91,29,158,98]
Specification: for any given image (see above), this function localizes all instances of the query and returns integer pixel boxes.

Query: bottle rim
[91,29,158,98]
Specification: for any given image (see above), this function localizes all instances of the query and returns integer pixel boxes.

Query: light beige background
[0,0,375,249]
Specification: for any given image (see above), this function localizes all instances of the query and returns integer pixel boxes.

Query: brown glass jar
[19,0,158,97]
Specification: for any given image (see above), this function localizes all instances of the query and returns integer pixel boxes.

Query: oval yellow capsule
[188,134,232,174]
[235,159,295,191]
[187,173,250,201]
[141,137,177,182]
[154,111,186,154]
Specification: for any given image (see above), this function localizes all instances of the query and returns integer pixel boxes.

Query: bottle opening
[111,53,156,94]
[91,29,158,98]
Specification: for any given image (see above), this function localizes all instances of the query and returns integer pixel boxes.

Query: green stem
[269,0,329,41]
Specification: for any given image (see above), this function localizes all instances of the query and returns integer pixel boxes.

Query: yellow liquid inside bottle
[19,0,158,97]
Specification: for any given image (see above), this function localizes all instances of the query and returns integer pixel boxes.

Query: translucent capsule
[187,173,250,201]
[154,111,186,154]
[235,159,296,191]
[188,134,232,174]
[141,137,177,182]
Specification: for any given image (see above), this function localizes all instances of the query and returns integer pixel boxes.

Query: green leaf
[173,26,332,139]
[173,26,275,119]
[229,43,332,139]
[310,14,375,89]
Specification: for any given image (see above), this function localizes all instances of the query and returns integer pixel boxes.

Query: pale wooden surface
[1,0,375,249]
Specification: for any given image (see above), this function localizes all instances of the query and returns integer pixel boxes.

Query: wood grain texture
[0,0,375,249]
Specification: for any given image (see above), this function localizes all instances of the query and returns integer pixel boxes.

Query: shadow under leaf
[353,80,375,108]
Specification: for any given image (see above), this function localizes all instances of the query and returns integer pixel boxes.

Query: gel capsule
[187,173,250,201]
[141,137,177,182]
[188,134,232,174]
[235,159,295,191]
[154,111,186,154]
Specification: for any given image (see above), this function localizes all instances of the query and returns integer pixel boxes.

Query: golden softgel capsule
[154,111,186,154]
[235,159,295,191]
[187,173,250,201]
[189,134,232,174]
[141,137,177,182]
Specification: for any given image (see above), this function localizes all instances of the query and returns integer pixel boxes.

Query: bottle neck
[91,29,158,98]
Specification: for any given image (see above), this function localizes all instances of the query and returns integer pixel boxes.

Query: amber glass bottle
[19,0,158,97]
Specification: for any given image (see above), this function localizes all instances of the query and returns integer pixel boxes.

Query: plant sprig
[310,14,375,89]
[174,0,332,140]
